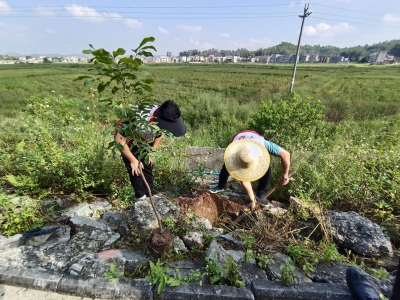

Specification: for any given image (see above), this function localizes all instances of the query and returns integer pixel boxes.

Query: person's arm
[114,131,141,176]
[277,148,291,186]
[241,181,257,211]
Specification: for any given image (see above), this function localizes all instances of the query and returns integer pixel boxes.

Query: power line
[311,16,400,29]
[310,3,386,16]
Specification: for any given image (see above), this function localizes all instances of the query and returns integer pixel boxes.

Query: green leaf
[113,48,126,58]
[118,57,142,66]
[82,49,93,54]
[73,75,92,82]
[141,45,157,51]
[133,37,155,52]
[84,78,94,86]
[97,82,107,93]
[137,50,154,57]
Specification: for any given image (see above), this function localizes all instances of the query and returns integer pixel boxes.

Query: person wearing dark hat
[209,130,290,211]
[115,100,186,200]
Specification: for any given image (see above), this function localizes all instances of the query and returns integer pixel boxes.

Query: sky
[0,0,399,56]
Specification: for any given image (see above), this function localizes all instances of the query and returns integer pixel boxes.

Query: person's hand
[130,161,142,176]
[250,200,256,211]
[147,153,155,166]
[278,176,289,186]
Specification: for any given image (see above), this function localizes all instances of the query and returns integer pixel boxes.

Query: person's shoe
[209,186,225,193]
[136,195,147,201]
[259,198,271,207]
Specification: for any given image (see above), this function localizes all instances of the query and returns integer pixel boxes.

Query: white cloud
[220,32,230,38]
[64,5,142,29]
[0,0,11,13]
[65,5,104,22]
[177,24,202,33]
[158,27,169,34]
[45,28,54,34]
[34,6,56,17]
[103,12,123,20]
[123,18,143,29]
[383,13,400,24]
[189,38,214,50]
[303,22,355,38]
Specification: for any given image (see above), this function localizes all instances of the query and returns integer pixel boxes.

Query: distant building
[309,54,319,63]
[166,51,172,57]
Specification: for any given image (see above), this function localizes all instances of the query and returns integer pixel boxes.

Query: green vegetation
[0,57,399,247]
[179,39,400,61]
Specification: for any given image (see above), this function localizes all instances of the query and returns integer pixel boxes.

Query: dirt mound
[172,190,244,225]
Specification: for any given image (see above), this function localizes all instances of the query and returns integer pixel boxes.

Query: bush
[1,96,118,198]
[248,94,338,151]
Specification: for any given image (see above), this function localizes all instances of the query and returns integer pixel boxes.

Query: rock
[220,232,244,247]
[267,252,313,283]
[69,216,112,234]
[239,262,269,288]
[324,211,393,257]
[205,241,230,267]
[226,250,245,263]
[131,196,179,231]
[0,234,25,250]
[173,237,188,253]
[101,212,129,239]
[188,215,213,230]
[183,231,205,249]
[60,201,112,219]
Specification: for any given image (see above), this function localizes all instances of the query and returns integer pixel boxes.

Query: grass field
[0,62,399,244]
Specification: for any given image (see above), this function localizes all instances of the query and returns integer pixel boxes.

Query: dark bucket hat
[155,107,186,137]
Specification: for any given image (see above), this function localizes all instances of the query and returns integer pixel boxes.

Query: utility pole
[289,3,312,93]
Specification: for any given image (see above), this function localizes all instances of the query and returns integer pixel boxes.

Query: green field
[0,62,399,245]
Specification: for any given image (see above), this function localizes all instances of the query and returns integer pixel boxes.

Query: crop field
[0,62,399,244]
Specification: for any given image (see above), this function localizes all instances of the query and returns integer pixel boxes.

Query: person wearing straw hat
[209,130,290,211]
[115,100,186,201]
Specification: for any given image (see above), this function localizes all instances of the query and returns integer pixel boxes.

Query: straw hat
[224,139,270,182]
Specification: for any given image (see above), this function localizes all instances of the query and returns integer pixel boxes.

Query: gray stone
[61,203,94,218]
[205,241,230,267]
[220,233,244,247]
[173,237,188,253]
[183,231,205,249]
[252,279,353,300]
[25,232,54,246]
[267,253,312,283]
[0,234,25,250]
[121,250,151,276]
[0,266,62,291]
[184,147,225,171]
[188,216,213,230]
[104,233,121,248]
[154,283,254,300]
[226,250,245,263]
[324,211,393,257]
[69,215,112,234]
[58,276,152,299]
[239,262,268,288]
[131,196,179,231]
[60,201,112,219]
[102,211,129,238]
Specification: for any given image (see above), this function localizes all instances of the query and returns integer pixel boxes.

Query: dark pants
[122,145,155,198]
[217,163,272,197]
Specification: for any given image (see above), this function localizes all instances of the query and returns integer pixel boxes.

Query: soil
[150,228,173,258]
[172,189,245,225]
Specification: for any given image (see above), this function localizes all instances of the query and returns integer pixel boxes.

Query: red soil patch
[172,189,244,225]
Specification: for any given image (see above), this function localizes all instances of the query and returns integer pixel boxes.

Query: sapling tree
[75,37,169,233]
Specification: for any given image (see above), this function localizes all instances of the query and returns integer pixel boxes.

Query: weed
[104,263,124,282]
[280,258,298,286]
[370,267,389,280]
